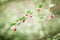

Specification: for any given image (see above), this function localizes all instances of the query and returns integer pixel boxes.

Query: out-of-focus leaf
[19,16,26,20]
[40,16,43,19]
[16,16,26,22]
[10,22,16,26]
[27,10,33,14]
[27,10,30,13]
[38,4,43,8]
[41,0,46,3]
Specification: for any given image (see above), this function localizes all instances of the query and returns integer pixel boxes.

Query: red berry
[25,14,28,16]
[22,20,25,22]
[30,16,32,18]
[49,15,55,19]
[13,28,16,31]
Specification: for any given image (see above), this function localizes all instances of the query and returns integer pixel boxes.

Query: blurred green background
[0,0,60,40]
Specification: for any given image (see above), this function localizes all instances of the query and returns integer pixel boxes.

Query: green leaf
[16,16,26,22]
[16,19,20,22]
[19,16,25,20]
[27,10,31,13]
[38,4,43,8]
[10,22,16,26]
[40,17,43,19]
[27,10,33,14]
[30,12,33,14]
